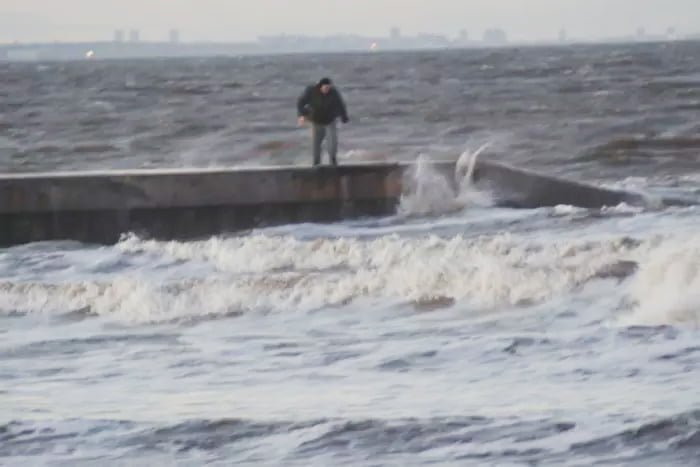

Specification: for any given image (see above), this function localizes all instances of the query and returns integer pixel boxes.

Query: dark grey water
[2,41,700,179]
[2,42,700,466]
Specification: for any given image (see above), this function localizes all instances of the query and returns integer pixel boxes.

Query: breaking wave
[622,238,700,327]
[0,231,656,324]
[1,214,699,326]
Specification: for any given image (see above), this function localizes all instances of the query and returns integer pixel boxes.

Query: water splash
[622,238,700,327]
[398,144,493,217]
[454,142,493,207]
[455,142,490,185]
[397,155,460,216]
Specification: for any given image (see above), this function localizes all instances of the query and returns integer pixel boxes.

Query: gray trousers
[312,121,338,166]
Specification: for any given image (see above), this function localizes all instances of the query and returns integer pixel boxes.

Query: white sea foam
[622,237,700,327]
[600,202,645,215]
[0,232,661,324]
[551,204,588,216]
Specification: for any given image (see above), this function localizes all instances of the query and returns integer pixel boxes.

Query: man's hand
[341,117,349,124]
[297,116,306,127]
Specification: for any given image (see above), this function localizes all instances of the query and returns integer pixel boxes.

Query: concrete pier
[0,164,406,246]
[0,161,693,246]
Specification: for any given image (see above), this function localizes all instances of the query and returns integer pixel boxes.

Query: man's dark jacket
[297,85,349,125]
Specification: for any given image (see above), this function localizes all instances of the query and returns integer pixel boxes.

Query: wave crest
[1,232,648,323]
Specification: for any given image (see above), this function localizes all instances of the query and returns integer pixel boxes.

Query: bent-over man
[297,77,349,166]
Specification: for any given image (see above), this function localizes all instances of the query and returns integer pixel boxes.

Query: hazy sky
[1,0,699,43]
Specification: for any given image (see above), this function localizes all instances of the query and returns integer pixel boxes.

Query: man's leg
[312,124,326,166]
[327,121,338,166]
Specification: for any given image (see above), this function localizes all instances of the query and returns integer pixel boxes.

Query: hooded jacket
[297,84,349,125]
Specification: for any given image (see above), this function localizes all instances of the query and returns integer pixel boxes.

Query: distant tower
[636,27,646,39]
[559,29,568,43]
[666,27,677,39]
[390,27,401,40]
[459,29,469,42]
[129,30,140,42]
[113,30,125,43]
[483,28,508,45]
[169,29,180,44]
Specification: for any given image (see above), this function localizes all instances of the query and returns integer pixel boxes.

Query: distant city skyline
[1,0,699,44]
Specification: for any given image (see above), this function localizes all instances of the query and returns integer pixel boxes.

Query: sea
[1,41,700,466]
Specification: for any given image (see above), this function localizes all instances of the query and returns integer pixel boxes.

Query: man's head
[319,77,332,94]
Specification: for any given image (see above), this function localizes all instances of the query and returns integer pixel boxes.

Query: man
[297,77,349,166]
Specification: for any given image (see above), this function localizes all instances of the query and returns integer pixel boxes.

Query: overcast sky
[1,0,699,43]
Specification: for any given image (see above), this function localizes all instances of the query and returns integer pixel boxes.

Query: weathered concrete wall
[470,161,637,208]
[0,164,404,213]
[468,160,694,209]
[0,164,404,246]
[0,160,693,247]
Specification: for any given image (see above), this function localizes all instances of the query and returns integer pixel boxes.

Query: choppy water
[2,42,700,466]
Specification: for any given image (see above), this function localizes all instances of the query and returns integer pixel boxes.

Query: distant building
[169,29,180,44]
[459,29,469,43]
[636,27,646,39]
[559,29,568,43]
[113,30,125,43]
[666,27,677,40]
[129,30,140,42]
[416,33,450,47]
[390,27,401,40]
[483,28,508,45]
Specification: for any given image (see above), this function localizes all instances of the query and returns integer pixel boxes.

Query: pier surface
[0,163,408,246]
[0,161,688,246]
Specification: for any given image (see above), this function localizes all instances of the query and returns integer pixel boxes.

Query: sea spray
[398,144,493,217]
